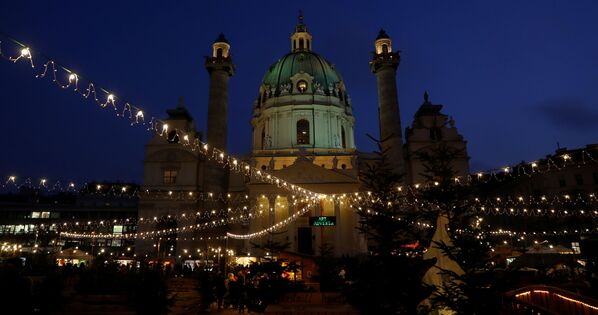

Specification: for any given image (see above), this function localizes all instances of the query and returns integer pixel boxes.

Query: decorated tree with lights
[414,143,503,314]
[344,142,435,314]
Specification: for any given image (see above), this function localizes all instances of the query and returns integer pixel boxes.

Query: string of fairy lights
[3,141,597,196]
[0,32,319,200]
[1,32,598,246]
[51,190,597,240]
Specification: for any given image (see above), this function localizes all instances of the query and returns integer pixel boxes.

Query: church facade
[136,16,469,259]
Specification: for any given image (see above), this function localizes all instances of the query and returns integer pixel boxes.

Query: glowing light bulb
[96,184,101,190]
[531,162,537,168]
[136,110,143,118]
[69,182,75,188]
[503,167,509,173]
[68,73,77,82]
[20,48,30,57]
[8,176,16,182]
[162,124,168,131]
[40,179,47,185]
[107,94,115,102]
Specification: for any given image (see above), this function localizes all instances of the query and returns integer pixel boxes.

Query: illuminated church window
[297,80,308,93]
[163,169,177,184]
[297,119,310,144]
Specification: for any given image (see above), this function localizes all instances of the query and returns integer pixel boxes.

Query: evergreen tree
[415,144,503,314]
[345,143,434,314]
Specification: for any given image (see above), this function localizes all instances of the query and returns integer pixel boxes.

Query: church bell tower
[205,33,235,151]
[204,34,235,192]
[370,29,406,180]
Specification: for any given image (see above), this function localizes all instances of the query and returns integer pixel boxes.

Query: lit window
[113,225,123,234]
[297,119,310,144]
[163,169,177,184]
[571,242,580,254]
[41,212,50,219]
[297,80,308,93]
[31,212,40,219]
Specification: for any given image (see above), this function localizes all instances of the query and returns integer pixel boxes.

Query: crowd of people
[195,264,298,313]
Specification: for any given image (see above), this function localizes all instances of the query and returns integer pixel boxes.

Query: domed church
[136,15,470,259]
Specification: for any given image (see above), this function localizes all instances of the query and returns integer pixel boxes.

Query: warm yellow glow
[68,73,77,82]
[515,291,531,298]
[21,48,30,57]
[555,293,598,310]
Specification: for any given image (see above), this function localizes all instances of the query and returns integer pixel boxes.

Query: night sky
[1,1,597,184]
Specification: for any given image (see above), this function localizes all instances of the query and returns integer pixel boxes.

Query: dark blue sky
[1,1,597,184]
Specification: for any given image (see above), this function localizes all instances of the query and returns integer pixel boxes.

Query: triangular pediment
[273,156,357,184]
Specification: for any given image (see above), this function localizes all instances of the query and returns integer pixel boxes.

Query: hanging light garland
[0,33,320,200]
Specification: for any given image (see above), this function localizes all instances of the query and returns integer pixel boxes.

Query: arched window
[262,90,267,104]
[341,126,346,148]
[293,40,297,50]
[307,40,310,50]
[297,80,308,93]
[261,127,266,150]
[297,119,310,144]
[216,48,223,58]
[382,44,389,54]
[299,38,304,50]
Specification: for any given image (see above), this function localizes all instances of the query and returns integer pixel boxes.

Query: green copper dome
[261,51,343,91]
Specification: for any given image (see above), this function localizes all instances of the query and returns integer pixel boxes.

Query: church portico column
[334,199,342,256]
[268,197,275,243]
[287,201,297,252]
